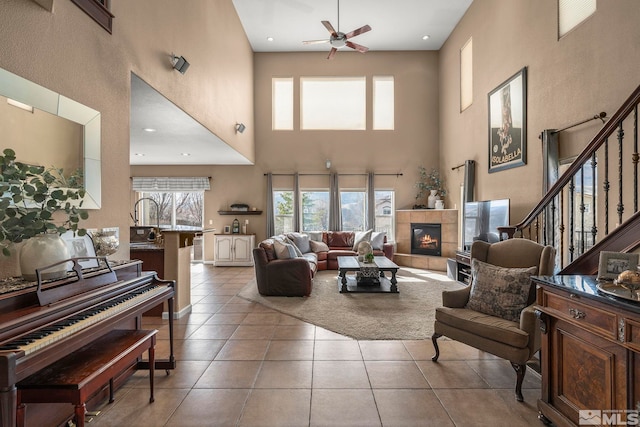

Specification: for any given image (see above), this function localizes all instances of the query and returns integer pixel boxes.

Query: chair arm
[520,303,541,356]
[442,286,471,308]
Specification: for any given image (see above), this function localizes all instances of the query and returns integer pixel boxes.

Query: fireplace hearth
[411,223,442,256]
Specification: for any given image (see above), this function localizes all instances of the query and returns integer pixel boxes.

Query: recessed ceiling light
[422,35,431,40]
[134,153,145,156]
[143,128,156,132]
[181,153,191,156]
[267,37,274,42]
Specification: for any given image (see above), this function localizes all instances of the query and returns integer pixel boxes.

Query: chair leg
[431,333,442,362]
[511,362,526,402]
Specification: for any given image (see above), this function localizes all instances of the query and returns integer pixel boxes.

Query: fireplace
[411,223,442,256]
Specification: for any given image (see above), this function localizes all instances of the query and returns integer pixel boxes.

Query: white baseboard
[162,304,192,319]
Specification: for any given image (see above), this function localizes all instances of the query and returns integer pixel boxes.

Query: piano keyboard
[0,283,166,356]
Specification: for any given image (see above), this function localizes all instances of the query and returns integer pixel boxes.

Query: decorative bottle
[427,190,438,209]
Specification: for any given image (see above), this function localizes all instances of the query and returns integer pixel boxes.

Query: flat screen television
[463,199,510,251]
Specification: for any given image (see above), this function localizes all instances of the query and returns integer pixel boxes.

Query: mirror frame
[0,67,101,208]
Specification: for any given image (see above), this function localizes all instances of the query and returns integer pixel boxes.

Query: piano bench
[15,329,157,427]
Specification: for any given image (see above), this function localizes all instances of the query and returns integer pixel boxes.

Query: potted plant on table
[414,166,447,209]
[0,148,88,280]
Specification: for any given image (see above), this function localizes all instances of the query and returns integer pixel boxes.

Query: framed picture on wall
[488,67,527,173]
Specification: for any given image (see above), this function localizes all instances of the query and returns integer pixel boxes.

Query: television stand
[454,250,471,285]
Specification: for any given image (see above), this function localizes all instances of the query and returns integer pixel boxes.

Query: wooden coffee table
[337,256,399,293]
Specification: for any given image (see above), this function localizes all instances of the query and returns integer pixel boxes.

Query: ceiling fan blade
[322,20,337,36]
[327,47,338,60]
[303,39,330,45]
[344,24,371,39]
[345,41,369,53]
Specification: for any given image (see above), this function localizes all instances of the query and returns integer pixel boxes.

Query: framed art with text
[488,67,527,173]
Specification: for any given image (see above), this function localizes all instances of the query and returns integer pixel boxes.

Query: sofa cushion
[327,249,357,260]
[273,240,298,259]
[352,229,372,250]
[259,239,278,261]
[309,240,329,253]
[370,231,386,250]
[286,232,311,253]
[326,231,354,248]
[466,259,537,322]
[435,307,529,348]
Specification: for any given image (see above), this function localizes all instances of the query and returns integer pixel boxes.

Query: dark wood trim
[218,210,262,215]
[70,0,114,33]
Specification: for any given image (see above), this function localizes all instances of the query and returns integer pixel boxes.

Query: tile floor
[90,264,544,427]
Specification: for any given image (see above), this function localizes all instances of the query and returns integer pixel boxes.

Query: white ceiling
[233,0,473,53]
[130,0,473,166]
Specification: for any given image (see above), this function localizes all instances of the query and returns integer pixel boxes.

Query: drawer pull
[569,308,586,319]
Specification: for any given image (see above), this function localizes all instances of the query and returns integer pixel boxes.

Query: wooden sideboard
[532,275,640,426]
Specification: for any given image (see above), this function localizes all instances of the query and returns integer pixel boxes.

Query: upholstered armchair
[432,238,555,401]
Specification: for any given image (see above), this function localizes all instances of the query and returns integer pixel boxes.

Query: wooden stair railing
[512,83,640,272]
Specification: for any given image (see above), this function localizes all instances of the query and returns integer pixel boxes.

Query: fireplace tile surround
[394,209,458,271]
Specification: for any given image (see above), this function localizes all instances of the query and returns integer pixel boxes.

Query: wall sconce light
[326,159,331,169]
[235,123,246,134]
[170,54,190,74]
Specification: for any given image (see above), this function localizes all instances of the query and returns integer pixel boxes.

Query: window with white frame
[375,190,395,241]
[272,77,294,130]
[341,190,366,231]
[558,0,596,38]
[373,76,394,130]
[460,37,473,111]
[136,192,204,228]
[273,190,295,235]
[301,77,366,130]
[301,190,329,231]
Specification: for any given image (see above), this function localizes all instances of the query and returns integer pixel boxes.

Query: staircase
[512,84,640,274]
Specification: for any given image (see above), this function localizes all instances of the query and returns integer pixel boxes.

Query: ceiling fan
[302,0,372,60]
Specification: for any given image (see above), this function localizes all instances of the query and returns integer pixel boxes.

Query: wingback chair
[432,238,555,402]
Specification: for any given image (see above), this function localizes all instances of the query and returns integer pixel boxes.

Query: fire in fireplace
[411,223,442,256]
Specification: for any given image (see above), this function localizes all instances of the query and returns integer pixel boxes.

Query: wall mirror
[0,67,101,208]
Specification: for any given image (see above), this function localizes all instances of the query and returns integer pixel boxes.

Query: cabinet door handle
[569,308,586,319]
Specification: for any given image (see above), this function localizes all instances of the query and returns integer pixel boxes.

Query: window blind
[131,177,210,192]
[558,0,596,37]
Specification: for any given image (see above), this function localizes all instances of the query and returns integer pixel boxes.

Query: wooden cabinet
[533,275,640,426]
[214,234,255,266]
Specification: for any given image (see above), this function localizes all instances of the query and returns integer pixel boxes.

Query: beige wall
[439,0,640,224]
[3,0,639,268]
[0,0,253,268]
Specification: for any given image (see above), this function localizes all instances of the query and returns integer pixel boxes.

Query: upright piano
[0,258,176,427]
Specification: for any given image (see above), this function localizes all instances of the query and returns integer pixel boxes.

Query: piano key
[2,283,167,356]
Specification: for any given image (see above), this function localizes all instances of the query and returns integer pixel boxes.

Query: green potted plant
[0,148,88,280]
[414,166,447,209]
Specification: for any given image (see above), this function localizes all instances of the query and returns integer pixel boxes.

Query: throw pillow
[309,240,329,253]
[286,232,312,253]
[282,236,303,257]
[466,259,537,322]
[352,229,373,251]
[370,231,386,250]
[273,240,298,259]
[307,231,323,242]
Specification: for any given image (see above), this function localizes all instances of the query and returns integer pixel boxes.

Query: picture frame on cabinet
[488,66,527,173]
[61,231,99,269]
[223,225,231,234]
[597,251,639,280]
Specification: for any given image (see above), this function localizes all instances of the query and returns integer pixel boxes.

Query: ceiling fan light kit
[302,0,371,60]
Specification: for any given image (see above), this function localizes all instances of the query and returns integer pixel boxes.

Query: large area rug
[238,268,465,340]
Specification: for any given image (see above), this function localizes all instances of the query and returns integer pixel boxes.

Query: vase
[88,227,119,256]
[427,190,438,209]
[19,233,71,281]
[435,199,445,210]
